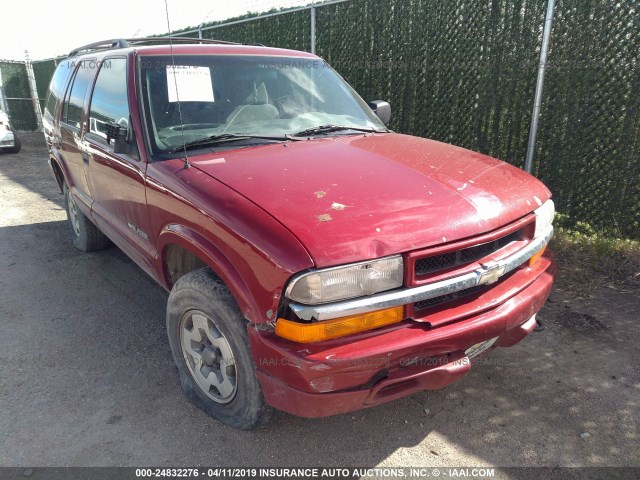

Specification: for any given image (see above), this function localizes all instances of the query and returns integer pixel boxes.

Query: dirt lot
[0,133,638,469]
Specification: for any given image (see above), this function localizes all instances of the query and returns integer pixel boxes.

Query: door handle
[82,152,91,164]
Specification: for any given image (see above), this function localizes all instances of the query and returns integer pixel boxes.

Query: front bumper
[249,251,556,418]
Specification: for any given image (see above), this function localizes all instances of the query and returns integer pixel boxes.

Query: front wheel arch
[158,228,259,323]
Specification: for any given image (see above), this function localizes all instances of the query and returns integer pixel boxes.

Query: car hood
[192,133,551,267]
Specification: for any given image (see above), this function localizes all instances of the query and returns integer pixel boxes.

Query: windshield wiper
[291,125,389,137]
[168,133,297,153]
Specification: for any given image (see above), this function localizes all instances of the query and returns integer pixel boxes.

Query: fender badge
[127,222,148,241]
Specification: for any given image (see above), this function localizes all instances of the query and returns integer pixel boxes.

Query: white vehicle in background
[0,109,21,153]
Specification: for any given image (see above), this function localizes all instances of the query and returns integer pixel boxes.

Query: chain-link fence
[32,59,60,112]
[0,57,60,130]
[316,0,546,171]
[536,0,639,238]
[1,0,638,237]
[186,0,639,237]
[199,8,311,51]
[0,60,37,130]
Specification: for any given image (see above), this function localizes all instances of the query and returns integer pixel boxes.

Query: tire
[63,183,111,252]
[166,268,272,430]
[9,132,21,153]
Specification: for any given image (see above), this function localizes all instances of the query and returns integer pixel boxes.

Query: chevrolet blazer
[43,38,556,429]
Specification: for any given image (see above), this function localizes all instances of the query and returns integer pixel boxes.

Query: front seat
[225,82,279,127]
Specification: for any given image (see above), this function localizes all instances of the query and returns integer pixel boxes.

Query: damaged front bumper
[249,250,556,418]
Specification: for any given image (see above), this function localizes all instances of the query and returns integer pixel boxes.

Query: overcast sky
[0,0,308,61]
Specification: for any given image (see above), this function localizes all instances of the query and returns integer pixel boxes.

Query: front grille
[415,229,522,276]
[414,269,517,312]
[414,285,487,311]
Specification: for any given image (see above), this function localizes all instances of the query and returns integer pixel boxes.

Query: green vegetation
[551,213,640,296]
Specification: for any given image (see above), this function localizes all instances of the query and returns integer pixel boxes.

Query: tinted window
[44,61,72,120]
[63,61,96,128]
[89,58,129,141]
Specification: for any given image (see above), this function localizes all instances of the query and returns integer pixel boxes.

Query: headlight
[534,199,555,239]
[286,255,404,305]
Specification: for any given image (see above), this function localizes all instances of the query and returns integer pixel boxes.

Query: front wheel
[166,268,271,430]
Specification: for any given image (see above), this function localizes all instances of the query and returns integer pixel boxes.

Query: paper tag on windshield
[166,66,214,103]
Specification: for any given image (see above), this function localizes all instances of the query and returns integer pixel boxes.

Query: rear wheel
[166,268,271,430]
[63,183,110,252]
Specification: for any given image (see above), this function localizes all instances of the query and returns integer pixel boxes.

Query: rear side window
[62,61,96,128]
[88,58,129,141]
[44,61,72,121]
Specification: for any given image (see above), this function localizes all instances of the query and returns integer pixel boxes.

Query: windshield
[138,55,386,156]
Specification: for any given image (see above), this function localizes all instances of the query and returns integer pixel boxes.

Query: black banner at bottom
[0,467,638,480]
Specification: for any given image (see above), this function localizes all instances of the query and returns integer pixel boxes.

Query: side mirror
[106,122,130,154]
[368,100,392,126]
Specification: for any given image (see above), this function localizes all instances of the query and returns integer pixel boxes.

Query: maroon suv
[43,38,556,429]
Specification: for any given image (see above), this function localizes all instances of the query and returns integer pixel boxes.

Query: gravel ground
[0,133,638,469]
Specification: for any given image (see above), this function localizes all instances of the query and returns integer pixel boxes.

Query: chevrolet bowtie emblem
[478,263,506,285]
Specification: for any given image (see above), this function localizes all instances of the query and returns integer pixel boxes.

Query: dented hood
[192,133,551,267]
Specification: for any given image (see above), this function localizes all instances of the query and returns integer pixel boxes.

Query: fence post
[24,50,44,132]
[524,0,557,174]
[310,2,316,54]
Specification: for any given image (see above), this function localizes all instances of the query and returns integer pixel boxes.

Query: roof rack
[68,37,242,57]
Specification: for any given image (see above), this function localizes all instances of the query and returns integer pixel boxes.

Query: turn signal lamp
[276,306,404,343]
